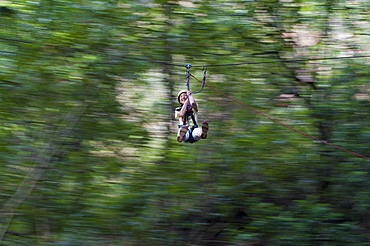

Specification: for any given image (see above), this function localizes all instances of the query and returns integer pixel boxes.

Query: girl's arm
[187,92,198,112]
[175,98,189,118]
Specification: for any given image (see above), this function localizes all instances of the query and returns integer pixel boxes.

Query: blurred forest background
[1,0,370,245]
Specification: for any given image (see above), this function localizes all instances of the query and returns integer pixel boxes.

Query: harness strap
[184,64,206,95]
[183,107,197,126]
[191,114,198,126]
[190,66,206,94]
[187,128,197,143]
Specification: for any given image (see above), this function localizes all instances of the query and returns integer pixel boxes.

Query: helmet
[177,90,189,104]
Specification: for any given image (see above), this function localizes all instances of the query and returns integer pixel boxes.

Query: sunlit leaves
[1,0,370,245]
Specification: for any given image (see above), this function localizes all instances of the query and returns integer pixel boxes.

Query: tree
[1,0,370,245]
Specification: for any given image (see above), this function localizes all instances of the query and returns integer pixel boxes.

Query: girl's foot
[177,126,188,142]
[201,121,208,139]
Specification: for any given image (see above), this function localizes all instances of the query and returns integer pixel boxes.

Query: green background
[1,0,370,245]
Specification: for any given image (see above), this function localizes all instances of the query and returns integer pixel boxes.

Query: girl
[175,90,209,143]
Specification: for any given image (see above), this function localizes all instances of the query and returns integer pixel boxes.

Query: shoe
[177,126,188,142]
[201,121,208,139]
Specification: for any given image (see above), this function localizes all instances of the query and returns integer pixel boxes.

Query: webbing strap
[184,64,206,94]
[191,68,206,94]
[187,128,197,143]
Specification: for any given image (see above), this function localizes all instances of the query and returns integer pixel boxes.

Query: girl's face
[179,93,188,104]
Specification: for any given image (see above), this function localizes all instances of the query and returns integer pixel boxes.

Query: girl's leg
[201,121,208,139]
[192,128,202,142]
[190,121,209,142]
[177,126,189,142]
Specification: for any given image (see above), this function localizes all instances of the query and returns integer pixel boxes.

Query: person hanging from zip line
[175,90,209,143]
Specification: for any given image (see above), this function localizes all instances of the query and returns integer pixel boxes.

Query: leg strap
[187,128,197,143]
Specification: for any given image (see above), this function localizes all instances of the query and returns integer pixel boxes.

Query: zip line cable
[189,74,370,160]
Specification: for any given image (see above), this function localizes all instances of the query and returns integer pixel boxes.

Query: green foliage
[1,0,370,245]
